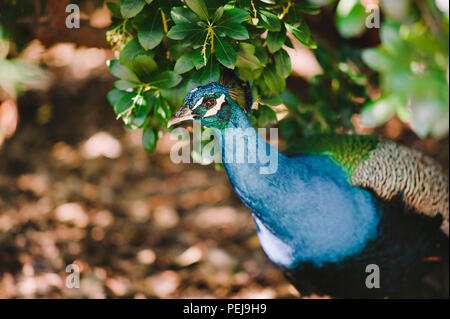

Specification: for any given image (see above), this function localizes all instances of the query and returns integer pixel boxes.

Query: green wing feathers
[286,134,449,235]
[284,134,380,174]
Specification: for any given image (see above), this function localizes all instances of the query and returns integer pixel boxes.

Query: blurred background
[0,0,448,298]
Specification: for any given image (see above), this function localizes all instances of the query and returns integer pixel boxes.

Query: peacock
[167,74,449,298]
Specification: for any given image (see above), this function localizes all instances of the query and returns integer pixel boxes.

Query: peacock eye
[203,98,216,108]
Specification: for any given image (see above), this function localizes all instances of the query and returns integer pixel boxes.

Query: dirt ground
[0,44,448,298]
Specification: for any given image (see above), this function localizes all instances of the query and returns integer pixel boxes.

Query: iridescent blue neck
[214,106,293,220]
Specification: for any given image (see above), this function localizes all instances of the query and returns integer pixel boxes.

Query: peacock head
[167,82,237,130]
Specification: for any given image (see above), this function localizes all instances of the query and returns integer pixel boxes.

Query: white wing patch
[253,217,296,268]
[204,94,226,117]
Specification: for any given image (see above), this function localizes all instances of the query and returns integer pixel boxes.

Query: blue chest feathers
[225,152,382,269]
[218,109,382,269]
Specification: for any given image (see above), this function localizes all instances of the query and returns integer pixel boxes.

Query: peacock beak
[167,104,196,128]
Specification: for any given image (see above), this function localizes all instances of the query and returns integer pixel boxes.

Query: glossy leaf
[336,0,366,38]
[258,10,280,31]
[171,6,200,24]
[167,23,203,40]
[137,9,164,50]
[114,92,136,115]
[153,95,171,122]
[142,128,158,152]
[174,52,195,74]
[185,0,209,21]
[107,2,122,18]
[296,2,321,15]
[120,0,146,18]
[120,38,147,66]
[132,55,158,81]
[217,8,249,24]
[263,65,285,94]
[149,71,182,89]
[266,24,286,53]
[257,104,277,126]
[114,79,139,90]
[216,23,249,40]
[201,57,220,84]
[280,89,300,111]
[214,36,236,69]
[107,89,128,107]
[193,48,210,70]
[108,60,140,83]
[274,49,291,78]
[235,43,262,70]
[261,95,283,106]
[285,21,316,49]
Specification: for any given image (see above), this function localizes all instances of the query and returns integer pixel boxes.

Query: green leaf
[120,38,147,66]
[107,89,128,107]
[153,96,171,122]
[263,65,285,94]
[183,29,208,48]
[169,44,190,60]
[120,0,146,18]
[149,71,182,89]
[185,0,210,21]
[361,48,391,72]
[285,21,316,49]
[280,89,300,111]
[257,104,277,126]
[174,52,195,74]
[171,6,200,24]
[261,95,283,106]
[274,49,291,78]
[235,43,262,71]
[254,43,268,66]
[132,55,158,81]
[201,58,220,84]
[167,23,203,40]
[142,128,158,152]
[217,8,249,25]
[114,92,136,115]
[214,36,236,69]
[259,10,281,31]
[336,0,366,38]
[108,60,140,82]
[380,20,402,53]
[115,79,139,90]
[213,6,224,22]
[107,2,122,18]
[127,101,149,128]
[137,9,164,50]
[266,24,286,53]
[193,48,210,70]
[360,96,400,127]
[216,23,249,40]
[161,78,190,108]
[296,2,321,15]
[144,90,157,109]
